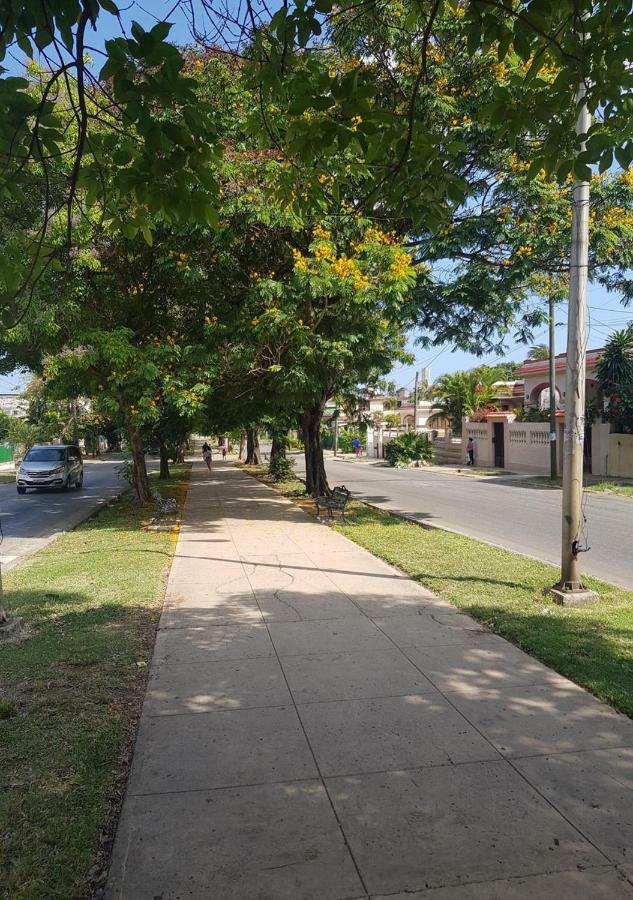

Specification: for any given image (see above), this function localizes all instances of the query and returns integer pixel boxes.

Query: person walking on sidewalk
[351,437,362,458]
[221,438,228,460]
[202,442,212,471]
[466,437,474,467]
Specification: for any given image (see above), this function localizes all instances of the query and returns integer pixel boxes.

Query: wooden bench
[315,485,351,522]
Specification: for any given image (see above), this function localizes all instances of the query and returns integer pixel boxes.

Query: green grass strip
[0,466,190,900]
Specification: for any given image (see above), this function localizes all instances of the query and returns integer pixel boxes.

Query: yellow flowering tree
[240,221,421,495]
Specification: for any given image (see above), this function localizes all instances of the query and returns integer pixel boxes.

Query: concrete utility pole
[414,370,419,431]
[551,79,597,606]
[333,412,339,456]
[548,297,557,481]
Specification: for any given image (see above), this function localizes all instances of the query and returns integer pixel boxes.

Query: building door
[493,422,505,468]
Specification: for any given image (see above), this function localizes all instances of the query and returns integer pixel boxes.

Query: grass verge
[243,463,633,719]
[0,465,190,900]
[513,475,633,498]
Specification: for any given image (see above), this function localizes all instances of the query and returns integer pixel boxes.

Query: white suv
[16,444,84,494]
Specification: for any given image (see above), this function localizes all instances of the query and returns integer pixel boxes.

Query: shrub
[269,454,295,482]
[515,405,550,423]
[385,432,434,468]
[338,427,365,453]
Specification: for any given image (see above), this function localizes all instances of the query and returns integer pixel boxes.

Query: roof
[515,348,604,378]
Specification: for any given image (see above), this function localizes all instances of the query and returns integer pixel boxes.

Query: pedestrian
[221,438,228,460]
[466,437,474,466]
[351,437,362,458]
[202,442,212,471]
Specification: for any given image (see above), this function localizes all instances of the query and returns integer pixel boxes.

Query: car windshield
[24,448,65,463]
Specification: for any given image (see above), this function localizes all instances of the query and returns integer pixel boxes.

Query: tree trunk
[270,433,286,465]
[245,428,262,465]
[128,424,152,504]
[159,441,170,480]
[302,404,329,496]
[238,432,246,460]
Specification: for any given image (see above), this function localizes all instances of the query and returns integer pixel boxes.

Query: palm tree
[597,327,633,393]
[429,370,498,436]
[528,344,550,360]
[596,327,633,433]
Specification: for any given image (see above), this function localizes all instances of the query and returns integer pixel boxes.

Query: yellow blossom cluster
[365,226,396,245]
[389,249,413,279]
[509,155,530,173]
[314,242,335,262]
[398,61,418,77]
[352,272,370,290]
[620,169,633,187]
[350,114,363,131]
[292,248,308,272]
[330,256,357,279]
[313,224,332,241]
[599,206,631,229]
[515,245,533,258]
[168,250,189,269]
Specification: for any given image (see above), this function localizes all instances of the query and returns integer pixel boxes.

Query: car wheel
[75,472,83,489]
[17,486,26,495]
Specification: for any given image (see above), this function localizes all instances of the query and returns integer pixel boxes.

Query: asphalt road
[295,455,633,590]
[0,458,127,570]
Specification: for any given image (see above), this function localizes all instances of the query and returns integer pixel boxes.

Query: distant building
[0,394,28,418]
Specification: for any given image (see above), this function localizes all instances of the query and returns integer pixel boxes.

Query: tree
[597,327,633,434]
[529,345,551,360]
[241,222,418,494]
[0,6,220,315]
[1,216,227,502]
[257,0,633,215]
[429,368,501,435]
[414,167,633,352]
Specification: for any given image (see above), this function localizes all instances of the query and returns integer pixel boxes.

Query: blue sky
[2,1,631,392]
[392,283,633,390]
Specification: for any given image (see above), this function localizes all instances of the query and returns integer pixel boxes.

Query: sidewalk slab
[107,462,633,900]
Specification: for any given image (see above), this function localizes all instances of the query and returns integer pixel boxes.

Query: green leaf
[16,33,33,58]
[130,21,145,43]
[599,149,613,173]
[616,145,633,169]
[573,160,592,181]
[150,21,172,42]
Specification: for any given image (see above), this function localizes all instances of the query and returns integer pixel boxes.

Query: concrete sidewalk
[107,462,633,899]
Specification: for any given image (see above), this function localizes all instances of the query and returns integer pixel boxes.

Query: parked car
[16,444,84,494]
